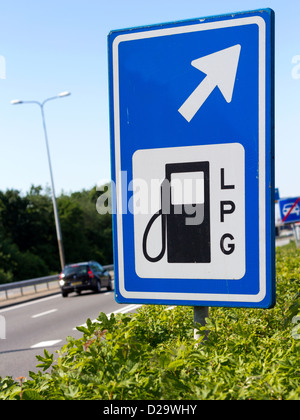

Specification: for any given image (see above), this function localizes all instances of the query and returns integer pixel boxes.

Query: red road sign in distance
[282,197,300,223]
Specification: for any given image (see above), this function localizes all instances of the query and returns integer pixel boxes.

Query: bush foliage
[0,244,299,400]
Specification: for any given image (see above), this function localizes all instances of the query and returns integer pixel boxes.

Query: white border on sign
[112,15,266,303]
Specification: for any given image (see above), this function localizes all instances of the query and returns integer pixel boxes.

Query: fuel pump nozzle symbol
[142,161,211,263]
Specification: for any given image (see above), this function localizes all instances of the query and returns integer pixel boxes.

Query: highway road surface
[0,288,141,379]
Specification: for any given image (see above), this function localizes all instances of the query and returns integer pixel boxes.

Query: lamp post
[11,91,71,271]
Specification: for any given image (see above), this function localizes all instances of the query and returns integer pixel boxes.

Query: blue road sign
[279,197,300,224]
[108,9,275,308]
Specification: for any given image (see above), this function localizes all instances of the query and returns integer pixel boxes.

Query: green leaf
[76,325,90,334]
[22,390,43,400]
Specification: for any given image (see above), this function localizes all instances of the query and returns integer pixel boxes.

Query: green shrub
[0,245,299,400]
[0,268,13,284]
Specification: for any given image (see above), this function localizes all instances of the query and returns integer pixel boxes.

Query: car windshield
[63,265,88,276]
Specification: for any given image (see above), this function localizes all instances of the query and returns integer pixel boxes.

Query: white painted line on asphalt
[0,294,61,314]
[30,339,62,349]
[73,304,143,330]
[107,304,142,317]
[31,309,58,318]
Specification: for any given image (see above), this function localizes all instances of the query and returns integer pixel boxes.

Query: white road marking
[107,304,142,317]
[31,309,57,318]
[0,294,61,314]
[30,340,62,349]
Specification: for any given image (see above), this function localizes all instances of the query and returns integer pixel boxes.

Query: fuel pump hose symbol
[142,208,167,263]
[142,161,211,264]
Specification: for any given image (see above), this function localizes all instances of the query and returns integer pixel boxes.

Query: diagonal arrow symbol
[178,44,241,122]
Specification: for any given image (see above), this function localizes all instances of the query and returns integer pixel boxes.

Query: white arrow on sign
[178,44,241,122]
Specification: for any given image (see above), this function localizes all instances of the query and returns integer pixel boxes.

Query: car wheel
[95,280,101,293]
[107,276,112,291]
[62,290,68,298]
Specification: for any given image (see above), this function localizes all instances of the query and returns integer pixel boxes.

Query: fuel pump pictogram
[142,161,211,263]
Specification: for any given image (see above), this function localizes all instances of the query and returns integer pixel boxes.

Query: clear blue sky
[0,0,299,198]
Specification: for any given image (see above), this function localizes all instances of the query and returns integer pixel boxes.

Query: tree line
[0,185,113,283]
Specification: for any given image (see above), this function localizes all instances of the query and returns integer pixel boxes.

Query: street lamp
[11,91,71,271]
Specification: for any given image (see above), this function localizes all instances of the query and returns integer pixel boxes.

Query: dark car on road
[59,261,112,297]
